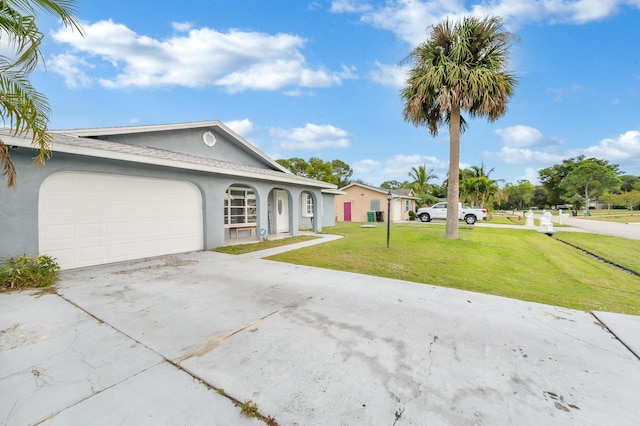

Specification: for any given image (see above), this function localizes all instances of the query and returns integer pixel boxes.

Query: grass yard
[558,208,640,223]
[264,222,640,315]
[486,211,527,225]
[215,235,319,255]
[552,233,640,273]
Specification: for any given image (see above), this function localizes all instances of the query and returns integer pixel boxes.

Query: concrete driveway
[2,247,639,425]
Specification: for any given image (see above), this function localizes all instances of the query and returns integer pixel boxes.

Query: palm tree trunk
[446,103,461,239]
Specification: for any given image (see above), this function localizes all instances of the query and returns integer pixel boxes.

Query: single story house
[0,121,340,270]
[335,183,419,222]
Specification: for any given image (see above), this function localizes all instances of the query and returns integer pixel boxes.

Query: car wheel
[465,215,476,225]
[419,213,431,222]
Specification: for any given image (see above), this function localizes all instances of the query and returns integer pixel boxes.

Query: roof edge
[50,120,291,175]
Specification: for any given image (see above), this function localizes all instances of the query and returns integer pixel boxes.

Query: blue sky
[29,0,640,186]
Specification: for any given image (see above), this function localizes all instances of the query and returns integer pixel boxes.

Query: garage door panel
[39,172,203,269]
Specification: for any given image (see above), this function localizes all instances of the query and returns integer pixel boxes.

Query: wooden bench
[229,225,257,239]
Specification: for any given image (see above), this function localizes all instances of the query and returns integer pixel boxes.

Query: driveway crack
[173,309,280,364]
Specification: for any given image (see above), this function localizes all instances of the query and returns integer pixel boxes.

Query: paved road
[2,242,639,425]
[551,215,640,240]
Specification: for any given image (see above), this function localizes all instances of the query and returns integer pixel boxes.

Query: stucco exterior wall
[321,193,336,228]
[335,186,389,222]
[395,198,417,221]
[335,185,416,222]
[0,146,328,261]
[99,128,271,169]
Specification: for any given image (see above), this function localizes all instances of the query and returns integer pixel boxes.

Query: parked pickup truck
[416,202,487,225]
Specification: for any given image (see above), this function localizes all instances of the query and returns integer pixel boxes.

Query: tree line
[278,155,640,212]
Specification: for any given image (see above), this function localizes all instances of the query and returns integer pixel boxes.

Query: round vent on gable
[202,131,217,147]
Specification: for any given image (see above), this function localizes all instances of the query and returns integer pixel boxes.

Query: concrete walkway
[2,245,639,425]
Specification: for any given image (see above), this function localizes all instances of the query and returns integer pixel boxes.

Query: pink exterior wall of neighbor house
[335,184,416,222]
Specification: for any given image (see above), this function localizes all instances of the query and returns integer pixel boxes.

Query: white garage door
[39,172,203,269]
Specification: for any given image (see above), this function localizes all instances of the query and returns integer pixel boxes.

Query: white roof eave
[50,120,292,175]
[6,135,336,190]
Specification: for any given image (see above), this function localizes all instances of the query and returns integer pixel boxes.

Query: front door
[275,190,289,233]
[344,202,352,222]
[393,199,401,221]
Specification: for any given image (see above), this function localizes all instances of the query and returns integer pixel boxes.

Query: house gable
[50,121,287,173]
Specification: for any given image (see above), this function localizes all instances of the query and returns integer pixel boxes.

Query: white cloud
[172,22,193,32]
[369,62,409,87]
[48,53,92,88]
[578,130,640,162]
[333,1,640,45]
[516,166,541,185]
[544,0,621,23]
[51,20,354,92]
[489,129,640,175]
[359,1,466,46]
[491,146,566,164]
[330,0,373,13]
[383,154,447,177]
[354,154,449,183]
[270,123,352,150]
[546,85,585,102]
[495,125,563,147]
[353,158,382,174]
[224,119,254,138]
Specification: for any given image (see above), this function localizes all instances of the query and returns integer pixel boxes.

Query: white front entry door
[275,190,289,233]
[393,199,402,222]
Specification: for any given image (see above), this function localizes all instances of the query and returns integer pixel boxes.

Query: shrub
[0,255,60,290]
[408,210,416,221]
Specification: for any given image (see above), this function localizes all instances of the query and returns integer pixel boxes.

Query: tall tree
[408,164,438,196]
[277,157,354,186]
[503,179,534,210]
[330,159,353,188]
[530,186,549,208]
[539,156,620,206]
[307,157,336,184]
[599,192,621,212]
[459,163,504,209]
[380,180,409,190]
[276,158,310,177]
[401,16,516,238]
[621,190,640,211]
[559,162,621,210]
[1,0,82,187]
[619,175,640,192]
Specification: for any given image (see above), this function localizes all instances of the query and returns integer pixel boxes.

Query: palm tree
[0,0,82,187]
[401,16,517,238]
[460,163,504,209]
[408,164,438,196]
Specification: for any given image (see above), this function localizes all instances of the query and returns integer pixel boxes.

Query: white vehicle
[416,202,487,225]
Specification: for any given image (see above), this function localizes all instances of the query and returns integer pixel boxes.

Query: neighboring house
[0,121,340,269]
[335,183,419,222]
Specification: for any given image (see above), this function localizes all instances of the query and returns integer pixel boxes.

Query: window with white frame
[224,186,257,225]
[404,199,411,212]
[301,193,314,217]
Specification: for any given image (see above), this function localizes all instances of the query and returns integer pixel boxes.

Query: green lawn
[264,223,640,315]
[552,233,640,273]
[215,235,319,255]
[560,209,640,223]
